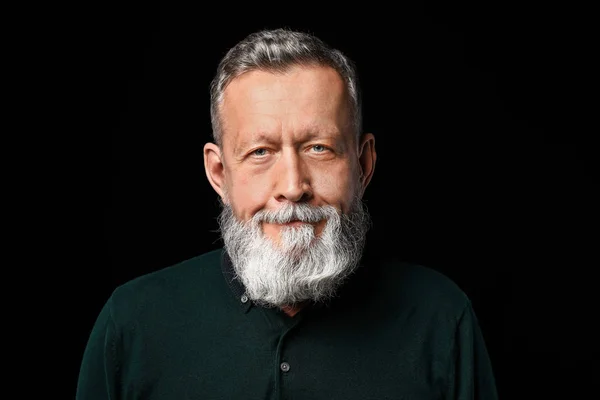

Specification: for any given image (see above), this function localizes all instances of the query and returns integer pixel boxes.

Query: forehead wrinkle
[236,123,341,150]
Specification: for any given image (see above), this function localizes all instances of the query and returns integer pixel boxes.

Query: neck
[280,303,306,317]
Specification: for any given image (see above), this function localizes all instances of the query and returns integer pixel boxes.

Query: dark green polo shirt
[77,248,498,399]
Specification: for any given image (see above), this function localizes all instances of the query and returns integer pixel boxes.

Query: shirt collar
[221,249,253,312]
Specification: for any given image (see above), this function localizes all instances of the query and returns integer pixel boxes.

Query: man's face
[204,64,376,306]
[207,65,369,243]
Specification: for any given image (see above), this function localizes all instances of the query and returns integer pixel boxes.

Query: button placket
[270,308,304,398]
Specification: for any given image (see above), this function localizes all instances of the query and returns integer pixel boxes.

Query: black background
[72,2,597,398]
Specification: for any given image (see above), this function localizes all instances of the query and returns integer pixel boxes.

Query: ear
[203,142,228,203]
[357,133,376,195]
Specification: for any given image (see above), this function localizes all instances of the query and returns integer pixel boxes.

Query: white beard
[218,199,371,308]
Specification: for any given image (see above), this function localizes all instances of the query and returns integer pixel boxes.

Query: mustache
[252,203,338,224]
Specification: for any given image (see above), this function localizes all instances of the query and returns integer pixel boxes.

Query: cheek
[227,171,272,220]
[311,162,357,211]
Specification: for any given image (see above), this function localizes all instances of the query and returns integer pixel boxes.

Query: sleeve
[76,296,121,400]
[445,301,499,400]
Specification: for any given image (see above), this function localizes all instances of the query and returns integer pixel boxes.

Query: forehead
[219,65,351,144]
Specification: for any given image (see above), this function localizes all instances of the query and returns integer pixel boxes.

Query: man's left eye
[312,145,326,152]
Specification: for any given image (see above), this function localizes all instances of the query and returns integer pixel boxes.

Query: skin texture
[204,65,377,316]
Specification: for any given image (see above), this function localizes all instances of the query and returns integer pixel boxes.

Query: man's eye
[252,148,268,156]
[312,145,327,152]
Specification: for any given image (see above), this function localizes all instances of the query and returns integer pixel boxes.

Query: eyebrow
[233,133,279,155]
[234,128,341,154]
[302,129,342,140]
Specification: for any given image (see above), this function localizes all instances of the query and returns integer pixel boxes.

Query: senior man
[77,28,498,400]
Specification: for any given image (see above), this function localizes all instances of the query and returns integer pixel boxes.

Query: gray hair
[209,28,362,147]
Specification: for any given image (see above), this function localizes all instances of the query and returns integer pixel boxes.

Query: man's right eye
[252,148,268,156]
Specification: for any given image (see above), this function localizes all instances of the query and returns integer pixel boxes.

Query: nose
[274,149,312,203]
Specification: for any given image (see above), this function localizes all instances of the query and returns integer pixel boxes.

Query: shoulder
[107,248,226,322]
[359,254,471,318]
[122,247,222,284]
[395,261,468,306]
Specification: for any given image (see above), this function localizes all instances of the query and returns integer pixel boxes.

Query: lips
[281,220,306,227]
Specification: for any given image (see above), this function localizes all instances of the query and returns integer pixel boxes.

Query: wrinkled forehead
[218,65,354,147]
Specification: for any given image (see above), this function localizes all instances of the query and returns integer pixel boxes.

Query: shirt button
[241,294,249,304]
[280,362,290,372]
